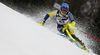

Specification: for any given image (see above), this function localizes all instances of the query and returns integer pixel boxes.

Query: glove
[71,21,75,26]
[69,21,77,29]
[39,20,45,26]
[69,24,76,29]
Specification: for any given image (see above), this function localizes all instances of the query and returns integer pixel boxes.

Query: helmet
[61,3,69,11]
[60,3,69,16]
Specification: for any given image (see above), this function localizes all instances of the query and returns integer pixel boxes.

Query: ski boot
[74,37,89,52]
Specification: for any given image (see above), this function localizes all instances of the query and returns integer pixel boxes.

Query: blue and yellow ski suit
[43,10,76,38]
[42,10,86,50]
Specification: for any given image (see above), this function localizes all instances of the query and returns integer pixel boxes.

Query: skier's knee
[71,35,76,38]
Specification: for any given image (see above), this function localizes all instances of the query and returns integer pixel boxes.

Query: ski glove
[39,20,45,26]
[71,21,75,26]
[69,21,77,29]
[69,24,77,29]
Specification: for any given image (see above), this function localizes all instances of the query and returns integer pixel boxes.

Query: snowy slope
[0,3,93,55]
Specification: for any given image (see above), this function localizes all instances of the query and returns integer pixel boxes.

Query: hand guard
[69,24,76,29]
[69,21,77,29]
[39,20,45,26]
[71,21,75,26]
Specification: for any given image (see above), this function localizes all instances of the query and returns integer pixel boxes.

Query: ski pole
[68,24,100,41]
[76,28,100,41]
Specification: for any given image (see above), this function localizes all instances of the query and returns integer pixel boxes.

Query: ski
[75,41,89,52]
[58,33,89,52]
[34,21,89,52]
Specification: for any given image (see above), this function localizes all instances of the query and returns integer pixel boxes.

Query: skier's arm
[67,12,76,29]
[44,10,57,21]
[40,10,57,26]
[68,12,76,26]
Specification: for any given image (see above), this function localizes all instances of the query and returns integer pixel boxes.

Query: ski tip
[82,47,89,53]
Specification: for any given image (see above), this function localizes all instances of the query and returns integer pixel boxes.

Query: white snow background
[0,3,96,55]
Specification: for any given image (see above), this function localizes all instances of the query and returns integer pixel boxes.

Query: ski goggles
[61,8,68,11]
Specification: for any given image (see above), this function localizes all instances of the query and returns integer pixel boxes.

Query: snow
[0,3,95,55]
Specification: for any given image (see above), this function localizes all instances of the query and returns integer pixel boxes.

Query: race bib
[56,17,69,25]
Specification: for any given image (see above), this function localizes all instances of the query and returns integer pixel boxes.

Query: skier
[40,3,85,49]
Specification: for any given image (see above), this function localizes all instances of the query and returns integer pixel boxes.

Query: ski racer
[40,3,85,49]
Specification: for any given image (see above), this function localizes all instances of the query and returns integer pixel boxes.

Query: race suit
[43,10,76,38]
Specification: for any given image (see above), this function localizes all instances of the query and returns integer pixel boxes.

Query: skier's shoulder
[48,10,58,16]
[68,12,74,16]
[53,10,58,12]
[68,11,71,14]
[68,11,74,21]
[50,10,58,13]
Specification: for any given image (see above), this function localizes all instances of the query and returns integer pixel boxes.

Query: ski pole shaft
[76,29,86,34]
[85,33,100,41]
[69,24,100,41]
[76,28,100,41]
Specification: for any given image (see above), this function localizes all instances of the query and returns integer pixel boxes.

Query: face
[61,11,66,14]
[61,8,68,14]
